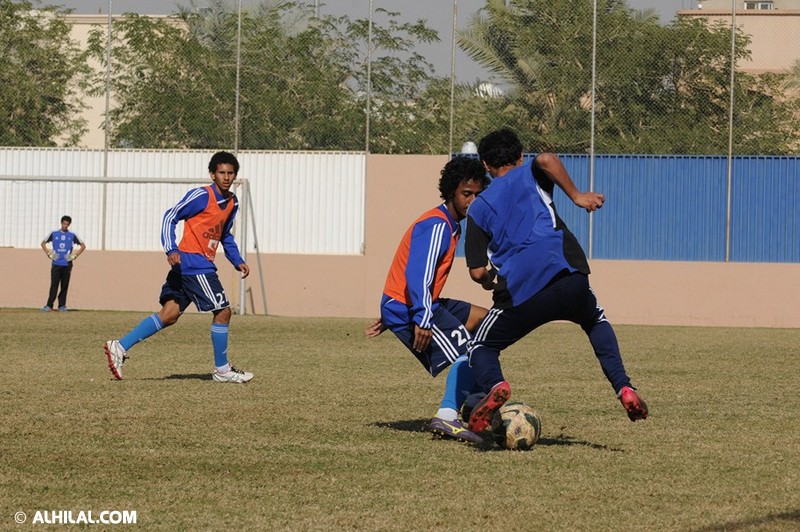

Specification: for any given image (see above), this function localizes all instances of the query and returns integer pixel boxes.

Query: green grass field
[1,309,798,530]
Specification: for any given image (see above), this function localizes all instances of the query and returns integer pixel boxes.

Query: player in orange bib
[103,151,253,383]
[366,156,491,443]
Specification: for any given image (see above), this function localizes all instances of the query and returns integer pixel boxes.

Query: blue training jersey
[465,160,589,307]
[45,230,83,266]
[161,185,245,275]
[380,204,460,331]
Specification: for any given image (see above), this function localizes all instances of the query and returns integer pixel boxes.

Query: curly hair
[208,151,240,174]
[438,156,490,201]
[477,128,523,169]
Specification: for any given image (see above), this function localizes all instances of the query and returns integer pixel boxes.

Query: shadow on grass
[372,419,625,452]
[144,373,214,381]
[372,418,430,434]
[371,419,493,450]
[693,509,800,531]
[537,434,625,452]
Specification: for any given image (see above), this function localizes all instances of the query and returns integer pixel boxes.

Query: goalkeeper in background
[365,156,490,444]
[41,215,85,312]
[103,151,253,383]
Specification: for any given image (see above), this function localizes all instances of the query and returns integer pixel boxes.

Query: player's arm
[220,197,249,278]
[534,152,605,212]
[465,215,495,290]
[41,234,55,259]
[405,219,448,351]
[161,187,207,265]
[69,237,86,261]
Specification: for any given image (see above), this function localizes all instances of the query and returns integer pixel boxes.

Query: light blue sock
[211,323,229,368]
[120,313,163,351]
[439,355,476,411]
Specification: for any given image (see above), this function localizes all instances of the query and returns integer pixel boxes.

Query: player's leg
[436,299,480,407]
[210,306,233,371]
[429,355,482,443]
[466,309,513,432]
[569,274,648,420]
[429,306,481,442]
[103,268,187,380]
[468,305,531,393]
[430,300,479,412]
[465,303,489,333]
[122,276,186,351]
[466,289,559,431]
[181,272,253,383]
[45,265,59,309]
[389,307,481,443]
[57,264,72,310]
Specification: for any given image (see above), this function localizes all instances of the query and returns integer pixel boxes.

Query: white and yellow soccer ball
[491,402,542,450]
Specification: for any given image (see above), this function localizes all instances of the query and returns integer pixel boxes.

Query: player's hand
[413,325,432,353]
[68,253,78,261]
[364,318,387,338]
[167,251,181,266]
[574,192,605,212]
[481,268,497,291]
[47,251,55,260]
[238,263,250,279]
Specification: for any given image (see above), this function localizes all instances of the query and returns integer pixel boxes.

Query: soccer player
[104,151,253,383]
[464,128,648,433]
[365,156,491,443]
[41,215,86,312]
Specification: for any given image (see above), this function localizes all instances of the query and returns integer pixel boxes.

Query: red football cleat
[618,386,649,421]
[468,381,511,433]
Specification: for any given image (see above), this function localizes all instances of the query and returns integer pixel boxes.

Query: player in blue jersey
[41,215,86,312]
[103,151,253,383]
[365,156,491,443]
[463,128,648,433]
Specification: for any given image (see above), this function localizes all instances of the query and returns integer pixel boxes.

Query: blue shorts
[159,265,230,313]
[388,298,472,378]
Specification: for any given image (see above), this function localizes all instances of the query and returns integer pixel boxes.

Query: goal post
[0,174,266,315]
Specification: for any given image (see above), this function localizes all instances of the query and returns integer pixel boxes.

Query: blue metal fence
[455,154,800,263]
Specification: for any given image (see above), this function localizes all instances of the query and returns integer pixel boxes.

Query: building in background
[679,0,800,73]
[65,14,176,149]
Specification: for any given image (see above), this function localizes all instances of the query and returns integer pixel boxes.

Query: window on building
[743,1,774,9]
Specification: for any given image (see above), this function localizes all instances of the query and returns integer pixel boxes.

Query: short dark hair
[61,215,72,224]
[478,128,524,169]
[439,156,490,201]
[208,151,240,174]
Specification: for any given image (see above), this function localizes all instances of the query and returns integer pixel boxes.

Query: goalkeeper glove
[68,253,78,261]
[47,251,56,260]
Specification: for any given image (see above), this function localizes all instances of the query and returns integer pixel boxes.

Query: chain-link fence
[4,0,800,155]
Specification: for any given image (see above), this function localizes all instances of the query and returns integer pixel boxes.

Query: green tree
[87,1,451,152]
[0,0,89,146]
[86,9,236,149]
[457,0,800,155]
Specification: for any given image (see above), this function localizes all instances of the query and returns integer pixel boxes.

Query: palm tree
[631,7,660,24]
[456,0,543,94]
[784,58,800,92]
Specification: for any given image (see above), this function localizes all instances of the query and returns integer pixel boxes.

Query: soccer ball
[490,402,542,450]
